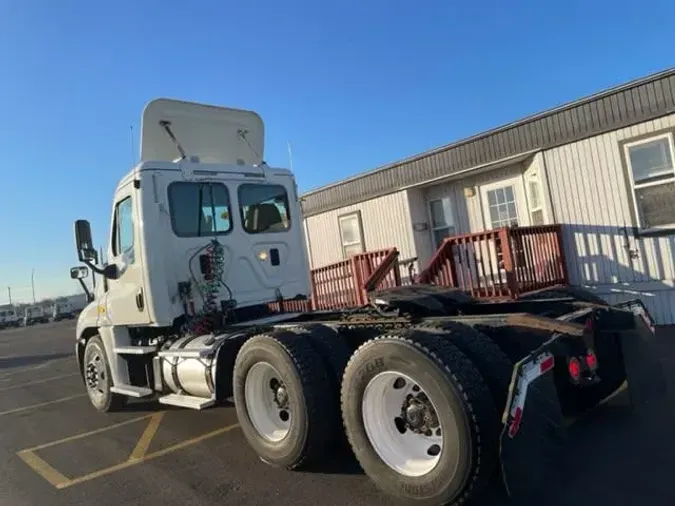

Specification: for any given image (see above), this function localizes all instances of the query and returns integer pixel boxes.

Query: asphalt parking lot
[1,321,675,506]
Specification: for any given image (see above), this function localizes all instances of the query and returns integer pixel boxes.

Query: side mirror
[74,220,97,262]
[70,266,89,280]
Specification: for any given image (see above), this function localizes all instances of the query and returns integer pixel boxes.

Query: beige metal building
[300,68,675,325]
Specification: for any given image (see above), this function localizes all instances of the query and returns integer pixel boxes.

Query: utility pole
[7,286,11,305]
[31,269,35,304]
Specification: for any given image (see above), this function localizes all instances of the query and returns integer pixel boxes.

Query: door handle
[135,288,145,312]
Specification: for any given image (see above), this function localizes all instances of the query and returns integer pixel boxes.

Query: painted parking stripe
[17,410,240,490]
[0,373,78,392]
[128,412,165,461]
[0,394,86,417]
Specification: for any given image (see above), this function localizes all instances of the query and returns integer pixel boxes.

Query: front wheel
[341,329,500,506]
[83,335,126,412]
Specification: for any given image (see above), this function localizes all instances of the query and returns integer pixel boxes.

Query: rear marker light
[540,355,555,373]
[508,407,523,437]
[568,357,581,381]
[584,316,594,332]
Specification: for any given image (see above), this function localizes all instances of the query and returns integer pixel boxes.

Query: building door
[428,196,457,250]
[478,177,531,282]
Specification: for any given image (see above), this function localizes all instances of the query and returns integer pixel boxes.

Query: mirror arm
[84,260,107,276]
[77,279,93,303]
[84,261,119,280]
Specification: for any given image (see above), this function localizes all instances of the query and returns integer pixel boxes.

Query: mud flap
[615,300,668,415]
[499,348,566,501]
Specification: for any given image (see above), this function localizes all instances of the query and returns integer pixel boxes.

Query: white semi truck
[0,307,20,329]
[69,98,665,506]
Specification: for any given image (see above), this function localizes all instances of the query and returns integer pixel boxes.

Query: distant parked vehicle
[51,301,75,322]
[24,305,48,326]
[0,308,21,329]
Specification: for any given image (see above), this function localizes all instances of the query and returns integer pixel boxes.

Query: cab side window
[112,197,134,261]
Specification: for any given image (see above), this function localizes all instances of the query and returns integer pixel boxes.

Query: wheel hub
[85,362,99,389]
[362,371,447,478]
[271,379,289,409]
[245,362,292,443]
[402,392,439,435]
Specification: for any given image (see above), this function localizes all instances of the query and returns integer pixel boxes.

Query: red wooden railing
[417,224,567,299]
[267,224,568,314]
[509,225,569,293]
[310,248,401,310]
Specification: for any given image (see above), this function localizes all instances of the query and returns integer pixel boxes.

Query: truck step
[114,346,157,355]
[158,393,215,410]
[110,385,154,398]
[157,348,212,359]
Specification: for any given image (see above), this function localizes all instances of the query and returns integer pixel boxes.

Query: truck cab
[24,305,47,326]
[71,99,311,387]
[52,301,74,321]
[0,308,20,329]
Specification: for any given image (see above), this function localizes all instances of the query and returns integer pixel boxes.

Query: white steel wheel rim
[244,361,291,442]
[362,371,445,477]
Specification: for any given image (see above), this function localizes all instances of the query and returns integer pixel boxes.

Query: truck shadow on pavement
[0,352,74,371]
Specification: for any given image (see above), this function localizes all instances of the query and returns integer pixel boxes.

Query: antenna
[130,125,135,166]
[159,120,187,160]
[287,141,294,171]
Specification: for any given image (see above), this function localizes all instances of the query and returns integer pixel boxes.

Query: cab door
[105,182,151,325]
[228,179,310,304]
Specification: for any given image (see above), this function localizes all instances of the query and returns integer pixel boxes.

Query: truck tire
[83,335,126,412]
[298,323,354,448]
[415,321,513,412]
[341,329,500,506]
[298,323,352,392]
[214,333,249,402]
[233,330,336,470]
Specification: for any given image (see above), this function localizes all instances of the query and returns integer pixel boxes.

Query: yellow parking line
[128,412,165,461]
[0,394,86,417]
[21,414,155,452]
[17,451,71,488]
[0,357,71,380]
[0,373,78,392]
[58,422,241,489]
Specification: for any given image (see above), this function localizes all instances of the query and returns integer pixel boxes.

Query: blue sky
[0,0,674,303]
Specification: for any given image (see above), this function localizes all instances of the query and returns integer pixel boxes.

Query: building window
[112,197,134,261]
[168,182,232,237]
[428,197,456,249]
[486,185,519,228]
[239,183,291,234]
[526,176,545,225]
[623,133,675,230]
[338,211,364,258]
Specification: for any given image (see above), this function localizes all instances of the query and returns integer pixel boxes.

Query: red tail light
[585,349,598,370]
[568,357,581,381]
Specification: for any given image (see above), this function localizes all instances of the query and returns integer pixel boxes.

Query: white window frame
[338,211,365,259]
[524,173,546,225]
[622,132,675,231]
[484,184,521,229]
[427,197,457,249]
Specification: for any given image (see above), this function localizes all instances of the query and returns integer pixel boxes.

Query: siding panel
[303,190,415,268]
[545,113,675,324]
